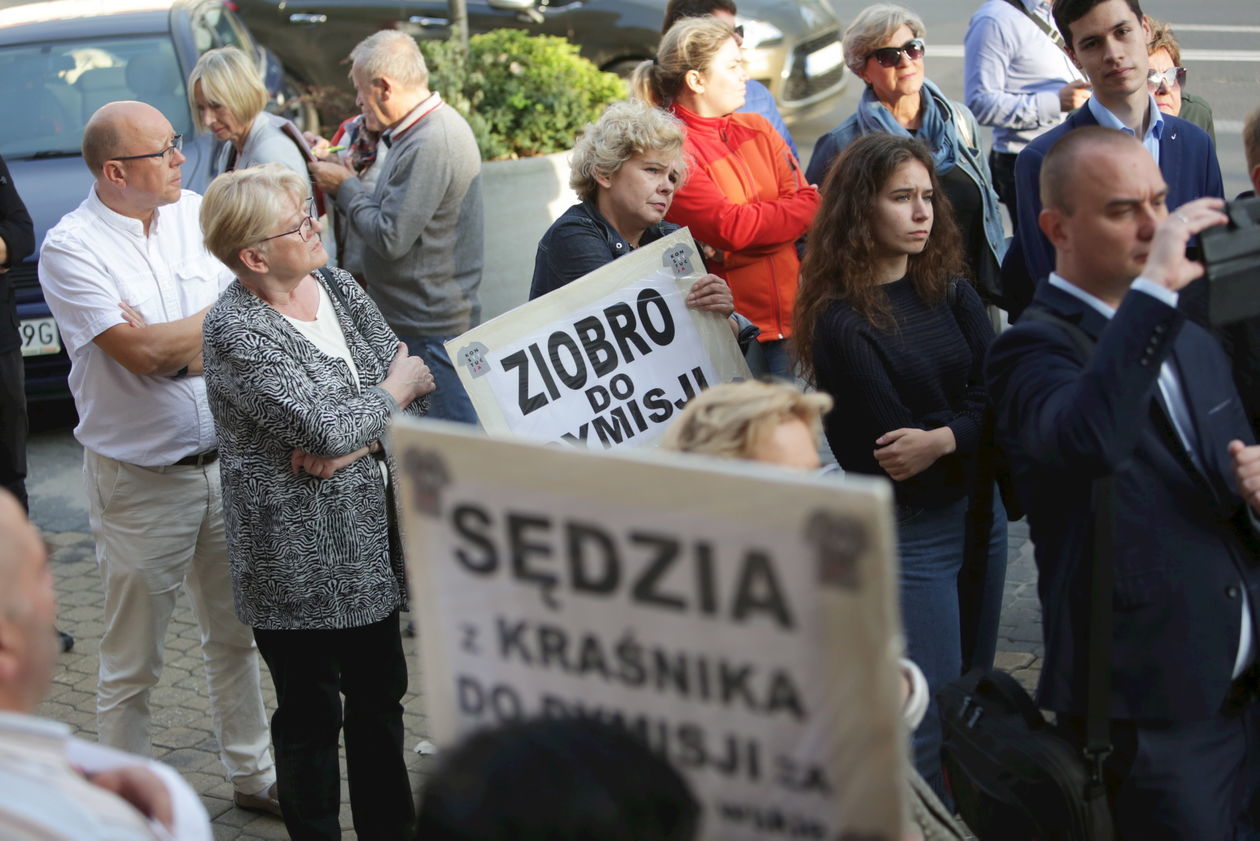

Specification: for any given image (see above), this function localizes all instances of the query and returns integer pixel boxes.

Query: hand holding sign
[686,274,735,316]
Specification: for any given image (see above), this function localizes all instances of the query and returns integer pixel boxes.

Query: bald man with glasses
[37,100,279,818]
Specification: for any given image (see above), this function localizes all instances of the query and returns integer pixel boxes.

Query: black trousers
[0,347,27,509]
[1060,700,1260,840]
[989,150,1019,234]
[254,610,414,841]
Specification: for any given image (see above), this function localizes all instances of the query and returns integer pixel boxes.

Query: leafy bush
[423,29,627,161]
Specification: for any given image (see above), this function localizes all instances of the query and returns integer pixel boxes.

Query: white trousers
[84,449,274,792]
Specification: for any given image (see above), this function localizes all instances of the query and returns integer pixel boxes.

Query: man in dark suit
[1000,0,1223,317]
[987,125,1259,838]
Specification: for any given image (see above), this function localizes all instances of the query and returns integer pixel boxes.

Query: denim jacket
[806,84,1007,277]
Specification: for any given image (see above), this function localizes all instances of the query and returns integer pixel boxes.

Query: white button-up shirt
[0,710,211,840]
[39,188,232,466]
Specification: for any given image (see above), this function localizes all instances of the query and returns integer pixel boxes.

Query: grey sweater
[336,94,484,337]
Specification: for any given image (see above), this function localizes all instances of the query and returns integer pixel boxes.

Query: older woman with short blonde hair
[201,162,432,840]
[661,379,831,466]
[530,99,734,323]
[189,46,312,185]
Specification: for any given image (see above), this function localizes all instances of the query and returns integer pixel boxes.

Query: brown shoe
[234,783,282,818]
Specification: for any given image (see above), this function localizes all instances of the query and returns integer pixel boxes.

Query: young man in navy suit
[987,126,1259,838]
[999,0,1222,317]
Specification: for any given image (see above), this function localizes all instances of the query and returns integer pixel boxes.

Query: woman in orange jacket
[631,17,820,378]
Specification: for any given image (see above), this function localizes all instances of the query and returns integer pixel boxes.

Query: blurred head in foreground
[413,716,700,841]
[661,379,832,470]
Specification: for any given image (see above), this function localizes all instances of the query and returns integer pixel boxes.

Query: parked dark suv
[0,0,303,403]
[232,0,847,126]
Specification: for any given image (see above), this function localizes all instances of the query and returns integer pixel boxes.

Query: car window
[192,5,248,53]
[0,36,191,160]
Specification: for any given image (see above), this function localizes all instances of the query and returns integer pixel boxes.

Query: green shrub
[422,29,627,161]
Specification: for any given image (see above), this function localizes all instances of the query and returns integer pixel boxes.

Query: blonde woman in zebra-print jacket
[200,163,432,839]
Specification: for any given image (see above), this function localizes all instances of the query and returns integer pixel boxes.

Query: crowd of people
[1,0,1259,837]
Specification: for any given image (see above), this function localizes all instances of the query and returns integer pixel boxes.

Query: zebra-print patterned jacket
[203,267,427,630]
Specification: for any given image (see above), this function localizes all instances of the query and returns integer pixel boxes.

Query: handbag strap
[317,266,352,312]
[1001,0,1070,54]
[1019,306,1113,786]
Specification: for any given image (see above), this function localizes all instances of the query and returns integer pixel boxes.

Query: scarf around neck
[855,77,959,175]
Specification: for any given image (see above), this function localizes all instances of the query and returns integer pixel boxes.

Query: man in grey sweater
[312,30,483,423]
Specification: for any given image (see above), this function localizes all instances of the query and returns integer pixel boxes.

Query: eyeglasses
[111,134,183,162]
[866,38,925,68]
[733,24,744,41]
[261,200,317,243]
[1146,66,1186,90]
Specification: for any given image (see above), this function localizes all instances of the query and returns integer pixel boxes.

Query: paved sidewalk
[36,529,436,841]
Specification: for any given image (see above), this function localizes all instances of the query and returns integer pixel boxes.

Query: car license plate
[806,41,843,77]
[20,317,61,357]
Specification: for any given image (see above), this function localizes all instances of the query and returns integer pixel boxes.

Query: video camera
[1202,195,1260,326]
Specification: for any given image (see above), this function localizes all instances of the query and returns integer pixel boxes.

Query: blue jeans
[961,488,1009,674]
[760,338,794,380]
[399,335,479,425]
[897,492,1005,803]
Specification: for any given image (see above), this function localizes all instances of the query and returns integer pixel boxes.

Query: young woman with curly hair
[793,132,1006,802]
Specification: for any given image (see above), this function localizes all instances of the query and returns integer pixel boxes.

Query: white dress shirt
[1048,273,1254,677]
[39,189,232,466]
[0,710,211,841]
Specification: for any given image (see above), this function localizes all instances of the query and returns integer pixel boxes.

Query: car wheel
[272,73,320,135]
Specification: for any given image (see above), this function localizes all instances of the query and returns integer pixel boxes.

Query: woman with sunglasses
[806,4,1004,296]
[794,134,1006,803]
[632,17,819,379]
[1146,17,1215,145]
[200,163,434,840]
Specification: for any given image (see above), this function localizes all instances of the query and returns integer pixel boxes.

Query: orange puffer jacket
[667,104,820,341]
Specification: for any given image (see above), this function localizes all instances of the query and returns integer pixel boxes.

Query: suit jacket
[986,281,1260,720]
[1001,107,1223,318]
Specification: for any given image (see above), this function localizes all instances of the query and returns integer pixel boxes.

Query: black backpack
[939,669,1112,840]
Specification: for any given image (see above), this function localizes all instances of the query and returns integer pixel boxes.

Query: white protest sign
[394,418,907,841]
[446,228,750,447]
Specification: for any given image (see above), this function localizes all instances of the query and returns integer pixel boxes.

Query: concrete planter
[478,150,578,322]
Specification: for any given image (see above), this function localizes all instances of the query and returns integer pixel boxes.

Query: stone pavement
[36,528,437,841]
[28,423,1043,840]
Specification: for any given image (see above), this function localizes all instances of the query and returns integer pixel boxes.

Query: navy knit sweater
[813,276,995,509]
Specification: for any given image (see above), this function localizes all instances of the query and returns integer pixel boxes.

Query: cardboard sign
[447,228,751,447]
[394,419,906,841]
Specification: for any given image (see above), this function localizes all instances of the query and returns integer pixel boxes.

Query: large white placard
[446,228,750,447]
[394,419,907,841]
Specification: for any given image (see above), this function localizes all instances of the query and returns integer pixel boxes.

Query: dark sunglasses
[733,24,744,41]
[866,38,925,68]
[1146,66,1186,90]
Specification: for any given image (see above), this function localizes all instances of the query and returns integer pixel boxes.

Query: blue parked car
[0,0,308,403]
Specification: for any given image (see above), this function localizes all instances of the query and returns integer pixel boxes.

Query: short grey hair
[569,100,689,203]
[200,163,308,272]
[349,30,429,90]
[842,3,926,79]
